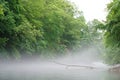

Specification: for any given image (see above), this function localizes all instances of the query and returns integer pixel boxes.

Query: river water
[0,61,120,80]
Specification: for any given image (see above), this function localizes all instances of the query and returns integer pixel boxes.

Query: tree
[104,0,120,64]
[0,0,88,59]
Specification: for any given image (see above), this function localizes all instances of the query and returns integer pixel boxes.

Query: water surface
[0,61,120,80]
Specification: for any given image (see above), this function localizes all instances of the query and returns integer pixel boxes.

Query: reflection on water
[0,61,120,80]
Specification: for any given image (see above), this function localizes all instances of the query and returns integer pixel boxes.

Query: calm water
[0,61,120,80]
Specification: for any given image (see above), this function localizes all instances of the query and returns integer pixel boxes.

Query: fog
[0,47,119,80]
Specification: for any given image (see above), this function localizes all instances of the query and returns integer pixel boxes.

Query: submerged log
[52,61,120,73]
[52,61,95,69]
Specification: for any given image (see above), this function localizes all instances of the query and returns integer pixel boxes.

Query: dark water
[0,62,120,80]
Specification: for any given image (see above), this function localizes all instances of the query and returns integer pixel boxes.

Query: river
[0,61,120,80]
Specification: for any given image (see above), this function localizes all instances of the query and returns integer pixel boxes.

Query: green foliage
[79,19,104,48]
[0,5,3,15]
[104,0,120,64]
[0,0,108,61]
[0,0,88,59]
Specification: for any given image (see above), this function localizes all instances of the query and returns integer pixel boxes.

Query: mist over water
[0,47,120,80]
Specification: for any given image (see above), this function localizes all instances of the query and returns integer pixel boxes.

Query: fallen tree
[52,61,95,69]
[52,61,120,74]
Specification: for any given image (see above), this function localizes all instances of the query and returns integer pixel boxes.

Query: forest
[0,0,120,65]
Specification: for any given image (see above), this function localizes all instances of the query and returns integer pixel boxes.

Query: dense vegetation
[0,0,119,65]
[104,0,120,64]
[0,0,89,59]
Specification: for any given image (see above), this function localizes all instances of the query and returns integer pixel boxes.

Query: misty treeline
[0,0,119,64]
[0,0,93,59]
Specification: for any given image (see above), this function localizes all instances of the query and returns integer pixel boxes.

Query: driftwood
[52,61,95,69]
